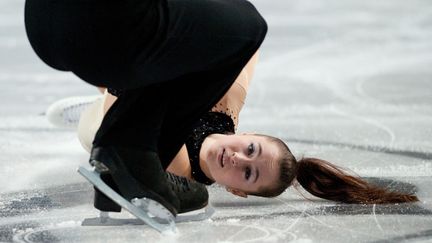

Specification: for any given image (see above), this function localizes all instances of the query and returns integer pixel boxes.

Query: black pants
[25,0,267,169]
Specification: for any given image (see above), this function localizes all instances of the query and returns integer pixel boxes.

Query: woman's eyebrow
[258,142,262,157]
[254,168,259,183]
[253,143,262,183]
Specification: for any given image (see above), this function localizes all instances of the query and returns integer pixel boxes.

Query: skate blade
[78,166,176,233]
[82,211,144,226]
[175,205,215,223]
[82,205,215,226]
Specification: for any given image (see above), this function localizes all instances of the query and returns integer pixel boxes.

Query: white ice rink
[1,0,432,242]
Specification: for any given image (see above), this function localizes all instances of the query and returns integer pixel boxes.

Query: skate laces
[46,95,101,128]
[166,172,191,193]
[62,102,89,124]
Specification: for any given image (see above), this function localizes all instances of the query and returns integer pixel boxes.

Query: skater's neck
[199,135,217,181]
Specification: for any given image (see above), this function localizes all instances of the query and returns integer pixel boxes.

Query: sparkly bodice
[185,112,235,185]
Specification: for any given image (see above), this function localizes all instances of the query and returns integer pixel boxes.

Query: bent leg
[25,0,266,91]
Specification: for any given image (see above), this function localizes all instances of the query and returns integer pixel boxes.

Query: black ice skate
[165,172,215,223]
[78,146,213,232]
[81,171,215,227]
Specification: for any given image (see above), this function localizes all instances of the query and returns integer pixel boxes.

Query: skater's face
[201,133,280,197]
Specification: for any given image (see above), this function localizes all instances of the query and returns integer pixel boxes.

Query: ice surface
[1,0,432,242]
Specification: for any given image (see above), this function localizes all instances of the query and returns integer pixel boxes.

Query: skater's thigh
[77,97,105,153]
[133,0,267,85]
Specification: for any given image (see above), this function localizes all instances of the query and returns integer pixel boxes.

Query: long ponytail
[253,135,419,204]
[295,157,419,204]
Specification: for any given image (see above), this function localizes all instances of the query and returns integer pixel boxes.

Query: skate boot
[165,172,215,223]
[92,171,209,214]
[92,172,122,213]
[165,172,208,213]
[79,146,208,232]
[46,95,101,128]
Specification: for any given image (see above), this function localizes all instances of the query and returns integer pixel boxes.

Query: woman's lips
[219,148,225,168]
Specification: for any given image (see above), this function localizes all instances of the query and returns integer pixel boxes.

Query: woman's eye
[247,143,255,155]
[245,167,251,180]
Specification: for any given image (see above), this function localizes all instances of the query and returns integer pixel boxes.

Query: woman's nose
[230,152,246,166]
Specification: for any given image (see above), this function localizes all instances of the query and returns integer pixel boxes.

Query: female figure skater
[24,0,269,227]
[54,51,419,204]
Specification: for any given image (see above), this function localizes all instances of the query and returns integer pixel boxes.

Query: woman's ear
[226,187,248,198]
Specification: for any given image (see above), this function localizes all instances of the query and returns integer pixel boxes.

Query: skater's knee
[172,0,267,42]
[221,0,267,42]
[239,0,268,42]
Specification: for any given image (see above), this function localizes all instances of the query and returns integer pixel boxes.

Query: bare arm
[210,51,259,128]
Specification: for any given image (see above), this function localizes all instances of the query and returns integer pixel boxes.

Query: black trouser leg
[92,83,172,152]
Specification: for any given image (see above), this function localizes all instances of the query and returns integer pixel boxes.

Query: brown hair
[252,135,419,204]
